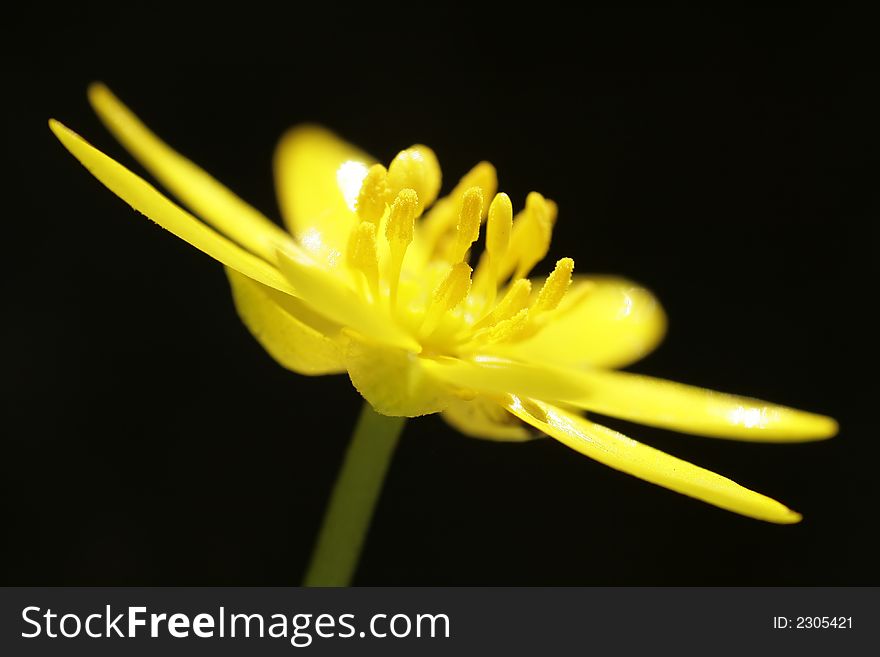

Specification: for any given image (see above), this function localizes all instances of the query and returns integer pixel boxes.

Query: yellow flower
[51,84,837,525]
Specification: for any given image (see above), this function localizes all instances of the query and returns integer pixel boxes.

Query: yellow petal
[503,396,802,523]
[273,125,374,266]
[49,119,296,296]
[488,276,666,369]
[275,249,420,353]
[422,353,837,442]
[343,331,456,417]
[559,368,839,442]
[226,268,344,375]
[441,396,534,442]
[88,83,294,262]
[422,355,588,403]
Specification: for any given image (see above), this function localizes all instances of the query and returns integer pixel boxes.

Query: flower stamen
[434,261,473,312]
[355,164,390,224]
[346,221,380,300]
[386,145,441,216]
[474,191,513,307]
[532,257,574,314]
[498,192,556,282]
[472,277,532,331]
[473,307,530,344]
[421,261,473,338]
[349,150,571,353]
[451,186,483,263]
[420,161,497,255]
[486,192,512,265]
[385,188,419,308]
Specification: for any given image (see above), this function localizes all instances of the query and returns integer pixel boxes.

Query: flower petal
[343,331,456,417]
[226,268,344,375]
[488,276,667,369]
[50,119,296,296]
[273,125,374,266]
[88,83,295,262]
[441,396,534,442]
[556,368,839,442]
[423,355,837,441]
[503,396,802,523]
[275,249,420,353]
[422,355,588,402]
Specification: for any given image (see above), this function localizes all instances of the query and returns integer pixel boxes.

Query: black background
[2,3,877,585]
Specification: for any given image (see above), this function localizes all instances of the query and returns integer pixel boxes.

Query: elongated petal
[423,354,837,441]
[226,268,344,375]
[488,276,667,369]
[422,355,588,402]
[558,368,839,441]
[88,84,294,262]
[274,125,374,266]
[50,120,297,296]
[441,396,534,441]
[343,331,456,417]
[275,249,420,352]
[504,396,802,523]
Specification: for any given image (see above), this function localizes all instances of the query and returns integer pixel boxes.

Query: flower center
[343,147,575,357]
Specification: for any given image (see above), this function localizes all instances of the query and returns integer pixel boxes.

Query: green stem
[303,402,406,587]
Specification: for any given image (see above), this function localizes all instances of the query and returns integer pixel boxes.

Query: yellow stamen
[485,192,512,261]
[421,161,497,250]
[476,192,514,307]
[533,257,574,314]
[474,258,574,345]
[451,187,483,263]
[346,221,380,299]
[385,188,419,307]
[420,262,474,338]
[472,278,532,330]
[386,188,418,245]
[455,161,497,207]
[476,307,530,344]
[386,145,442,215]
[434,261,473,311]
[500,192,556,282]
[355,164,389,224]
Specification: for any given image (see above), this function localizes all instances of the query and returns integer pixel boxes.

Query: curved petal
[343,331,456,417]
[273,125,374,266]
[276,249,420,353]
[423,354,837,442]
[226,268,344,375]
[50,120,296,296]
[503,396,802,523]
[441,396,534,442]
[487,276,667,369]
[88,84,294,262]
[557,368,839,442]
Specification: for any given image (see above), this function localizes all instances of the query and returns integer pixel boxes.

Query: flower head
[51,84,837,524]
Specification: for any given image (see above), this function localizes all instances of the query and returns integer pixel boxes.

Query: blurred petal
[274,125,374,266]
[226,268,344,375]
[50,119,296,296]
[441,396,534,441]
[490,276,667,369]
[504,396,802,523]
[343,331,455,417]
[558,368,839,441]
[88,83,294,262]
